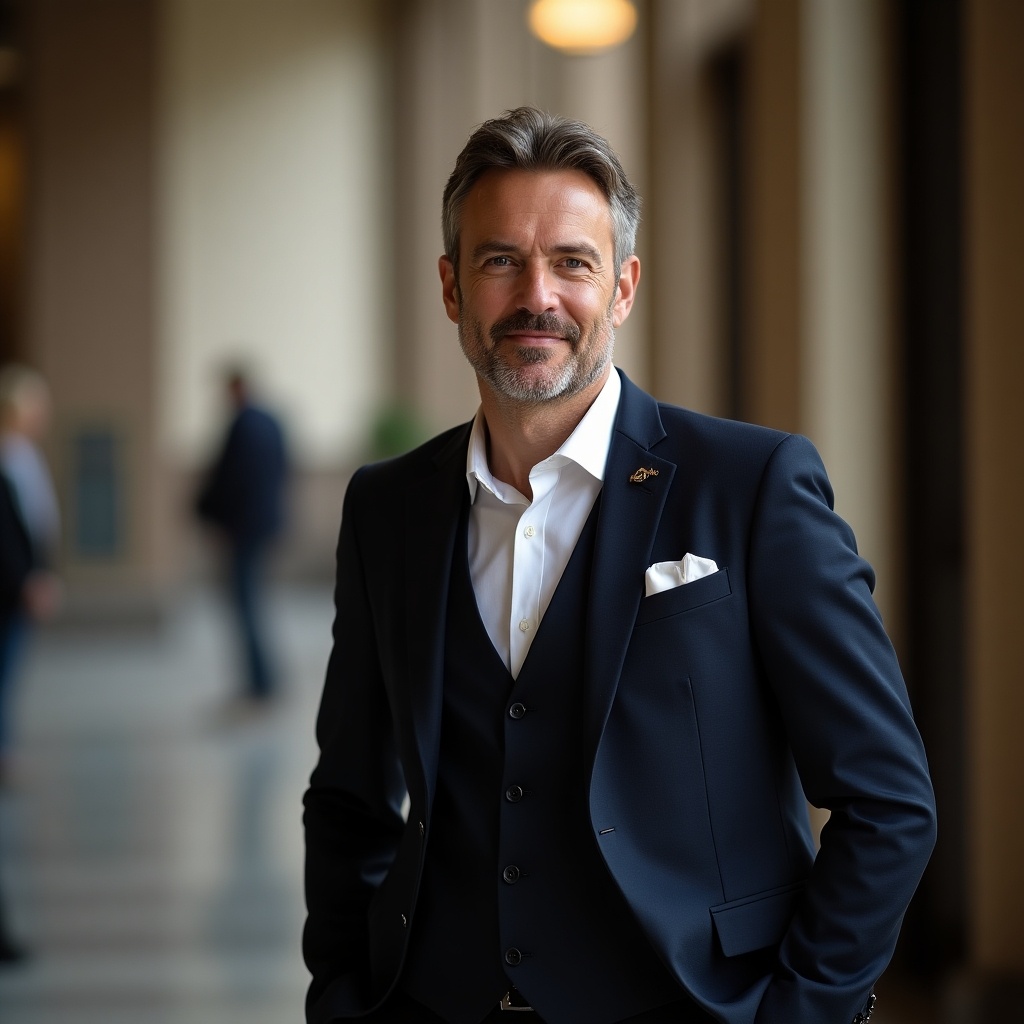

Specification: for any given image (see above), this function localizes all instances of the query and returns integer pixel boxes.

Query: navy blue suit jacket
[0,472,33,617]
[303,371,936,1024]
[196,404,288,544]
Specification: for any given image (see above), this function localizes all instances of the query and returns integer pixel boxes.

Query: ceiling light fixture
[527,0,639,56]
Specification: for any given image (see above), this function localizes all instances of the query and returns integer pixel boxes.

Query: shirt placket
[508,467,556,678]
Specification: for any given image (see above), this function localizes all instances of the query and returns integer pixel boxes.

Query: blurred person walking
[0,364,61,967]
[196,367,289,710]
[0,468,34,964]
[0,365,61,784]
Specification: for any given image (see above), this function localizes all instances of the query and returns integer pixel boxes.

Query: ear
[439,255,460,324]
[611,255,641,327]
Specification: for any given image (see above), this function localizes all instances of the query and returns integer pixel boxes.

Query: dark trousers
[227,539,274,699]
[361,989,713,1024]
[0,612,27,756]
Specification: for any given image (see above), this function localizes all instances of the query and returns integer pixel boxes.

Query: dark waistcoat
[401,498,681,1024]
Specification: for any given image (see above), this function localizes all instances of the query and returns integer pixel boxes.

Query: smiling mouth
[489,312,580,346]
[503,332,566,344]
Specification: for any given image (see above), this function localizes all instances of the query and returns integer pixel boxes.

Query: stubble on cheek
[456,289,617,403]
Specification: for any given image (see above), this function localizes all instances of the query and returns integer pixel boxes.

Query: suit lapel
[397,377,675,789]
[402,424,471,808]
[583,374,676,763]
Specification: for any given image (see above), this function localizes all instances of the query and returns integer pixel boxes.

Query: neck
[479,368,609,499]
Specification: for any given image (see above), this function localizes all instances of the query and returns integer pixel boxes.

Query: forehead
[459,168,613,249]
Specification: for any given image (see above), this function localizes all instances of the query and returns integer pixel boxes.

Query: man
[196,367,288,706]
[303,107,936,1024]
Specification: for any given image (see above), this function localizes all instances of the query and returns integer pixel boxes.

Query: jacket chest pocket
[634,567,732,626]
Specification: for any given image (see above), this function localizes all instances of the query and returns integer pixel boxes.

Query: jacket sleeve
[302,468,407,1019]
[748,434,936,1024]
[0,474,33,612]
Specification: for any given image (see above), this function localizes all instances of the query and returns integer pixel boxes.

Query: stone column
[25,0,166,619]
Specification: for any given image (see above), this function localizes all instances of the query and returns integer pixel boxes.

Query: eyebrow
[470,239,605,266]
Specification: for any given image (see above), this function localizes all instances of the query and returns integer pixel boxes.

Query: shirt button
[503,864,521,884]
[509,703,526,720]
[505,947,522,966]
[519,619,530,632]
[524,525,536,538]
[506,784,524,802]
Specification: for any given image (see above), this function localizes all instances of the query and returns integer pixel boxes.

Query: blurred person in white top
[0,364,61,782]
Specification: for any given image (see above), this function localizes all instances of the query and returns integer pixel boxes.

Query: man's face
[440,168,639,406]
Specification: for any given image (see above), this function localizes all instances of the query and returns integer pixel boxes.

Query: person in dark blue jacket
[196,368,289,705]
[0,472,31,963]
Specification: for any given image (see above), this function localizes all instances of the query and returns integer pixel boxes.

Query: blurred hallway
[0,584,332,1024]
[0,0,1018,1018]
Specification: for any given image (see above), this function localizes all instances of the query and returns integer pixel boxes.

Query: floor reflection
[0,581,937,1024]
[0,584,331,1024]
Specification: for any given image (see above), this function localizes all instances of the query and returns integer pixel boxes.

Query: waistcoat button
[505,784,524,802]
[509,702,526,719]
[505,947,522,966]
[503,864,521,884]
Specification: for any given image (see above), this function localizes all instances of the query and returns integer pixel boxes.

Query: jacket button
[509,702,526,719]
[505,947,522,966]
[502,864,520,884]
[400,913,408,928]
[418,820,425,837]
[505,785,524,802]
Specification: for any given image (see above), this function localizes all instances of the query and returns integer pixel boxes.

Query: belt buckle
[500,989,534,1012]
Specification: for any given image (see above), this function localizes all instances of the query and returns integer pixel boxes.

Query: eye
[485,255,513,267]
[562,257,586,270]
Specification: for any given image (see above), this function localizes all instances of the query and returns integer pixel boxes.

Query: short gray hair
[442,107,641,282]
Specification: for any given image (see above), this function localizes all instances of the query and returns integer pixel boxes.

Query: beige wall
[800,0,901,624]
[22,0,396,604]
[158,0,392,470]
[26,0,165,608]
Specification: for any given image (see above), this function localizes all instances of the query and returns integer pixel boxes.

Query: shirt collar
[465,368,622,503]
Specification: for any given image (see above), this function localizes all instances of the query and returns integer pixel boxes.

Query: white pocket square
[644,553,719,597]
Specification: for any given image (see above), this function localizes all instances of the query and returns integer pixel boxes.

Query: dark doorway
[897,0,967,979]
[708,42,748,423]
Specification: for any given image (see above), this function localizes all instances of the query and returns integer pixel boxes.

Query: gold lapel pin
[629,466,659,484]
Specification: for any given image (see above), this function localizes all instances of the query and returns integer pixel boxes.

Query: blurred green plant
[367,402,431,461]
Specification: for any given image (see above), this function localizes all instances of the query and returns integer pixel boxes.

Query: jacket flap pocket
[710,881,805,957]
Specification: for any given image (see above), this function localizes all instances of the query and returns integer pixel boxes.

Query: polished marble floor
[0,584,934,1024]
[0,584,332,1024]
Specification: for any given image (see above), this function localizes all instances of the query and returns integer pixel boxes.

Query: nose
[515,261,557,314]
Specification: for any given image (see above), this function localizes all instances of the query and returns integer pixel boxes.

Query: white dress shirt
[465,370,621,678]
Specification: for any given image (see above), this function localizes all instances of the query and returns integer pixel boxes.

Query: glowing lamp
[527,0,639,56]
